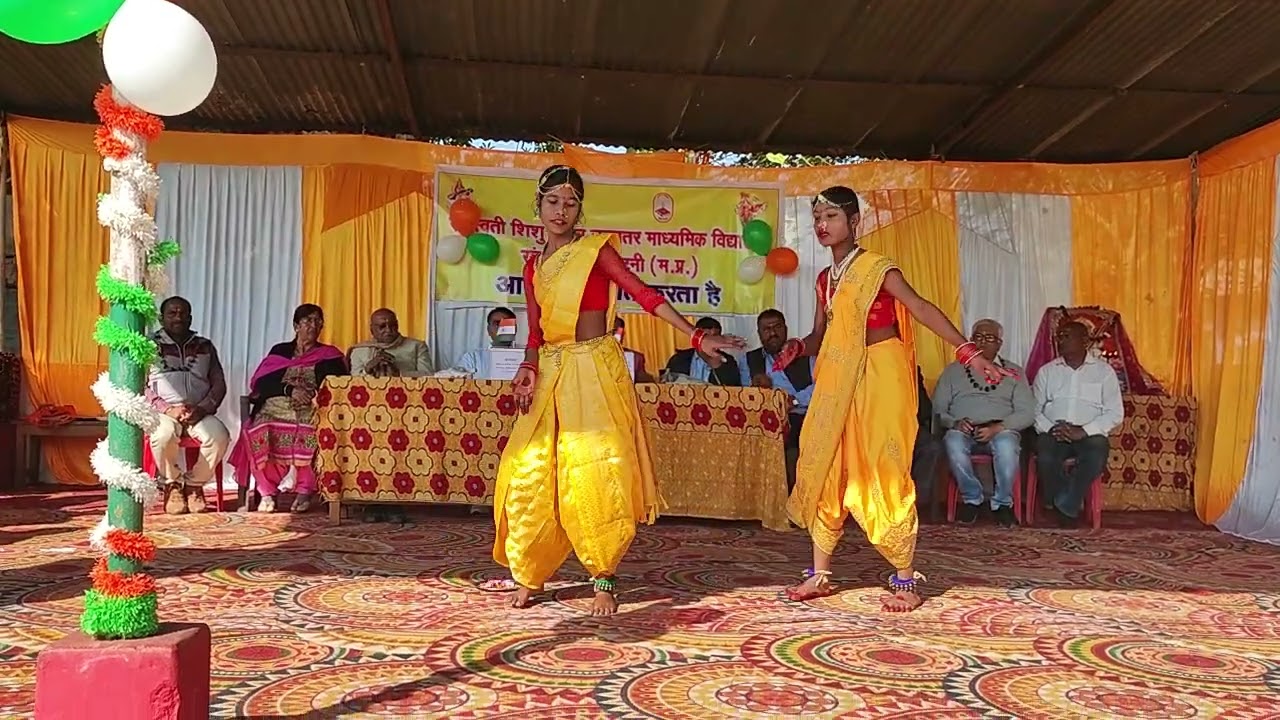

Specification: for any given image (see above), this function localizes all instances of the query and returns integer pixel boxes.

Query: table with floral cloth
[314,377,792,530]
[1101,394,1197,512]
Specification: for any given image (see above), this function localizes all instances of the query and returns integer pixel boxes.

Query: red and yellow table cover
[315,377,792,530]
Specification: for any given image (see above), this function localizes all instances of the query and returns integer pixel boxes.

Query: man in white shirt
[1032,321,1125,527]
[453,307,517,376]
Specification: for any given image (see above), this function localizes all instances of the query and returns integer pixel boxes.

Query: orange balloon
[449,198,482,235]
[766,247,799,275]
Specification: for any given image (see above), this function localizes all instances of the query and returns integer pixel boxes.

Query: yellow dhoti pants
[493,336,660,590]
[791,338,919,569]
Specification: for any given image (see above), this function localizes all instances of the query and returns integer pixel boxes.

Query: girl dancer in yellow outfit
[773,186,1009,612]
[494,165,744,615]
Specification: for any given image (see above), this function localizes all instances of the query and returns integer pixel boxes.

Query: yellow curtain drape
[10,132,109,485]
[1070,179,1193,394]
[1189,157,1275,523]
[860,202,962,389]
[300,165,433,351]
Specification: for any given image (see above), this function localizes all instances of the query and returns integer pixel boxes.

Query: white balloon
[437,234,467,265]
[738,256,766,285]
[102,0,218,117]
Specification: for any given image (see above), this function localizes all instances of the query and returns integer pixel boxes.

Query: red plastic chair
[142,437,225,512]
[1024,457,1103,529]
[944,454,1023,524]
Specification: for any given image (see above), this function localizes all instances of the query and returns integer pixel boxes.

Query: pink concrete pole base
[35,623,211,720]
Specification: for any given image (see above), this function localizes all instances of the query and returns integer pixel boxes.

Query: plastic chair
[142,436,225,512]
[944,453,1023,523]
[1024,457,1103,529]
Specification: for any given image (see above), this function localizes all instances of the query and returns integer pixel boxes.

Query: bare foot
[591,590,618,616]
[784,572,833,601]
[880,589,923,612]
[510,586,535,609]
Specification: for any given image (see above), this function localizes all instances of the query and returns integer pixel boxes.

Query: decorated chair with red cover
[1022,306,1197,524]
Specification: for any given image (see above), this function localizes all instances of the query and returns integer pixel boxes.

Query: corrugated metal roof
[3,0,1280,161]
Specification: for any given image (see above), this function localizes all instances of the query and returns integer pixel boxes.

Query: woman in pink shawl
[231,304,347,513]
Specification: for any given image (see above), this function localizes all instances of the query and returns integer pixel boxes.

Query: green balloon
[742,219,773,256]
[466,232,500,265]
[0,0,125,44]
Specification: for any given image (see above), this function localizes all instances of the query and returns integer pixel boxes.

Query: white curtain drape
[155,164,305,453]
[957,192,1073,365]
[776,196,824,336]
[1215,154,1280,544]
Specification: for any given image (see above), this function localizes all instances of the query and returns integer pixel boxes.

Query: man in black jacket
[741,309,814,491]
[662,318,742,386]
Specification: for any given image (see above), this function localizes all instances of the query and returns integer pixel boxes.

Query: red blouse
[816,267,896,329]
[523,245,667,350]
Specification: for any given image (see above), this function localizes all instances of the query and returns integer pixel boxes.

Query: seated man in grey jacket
[932,319,1035,527]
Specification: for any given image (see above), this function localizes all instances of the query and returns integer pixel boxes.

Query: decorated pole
[82,86,177,639]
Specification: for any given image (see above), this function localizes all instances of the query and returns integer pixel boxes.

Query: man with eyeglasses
[932,319,1035,527]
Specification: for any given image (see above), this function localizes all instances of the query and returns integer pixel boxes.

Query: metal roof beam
[1129,54,1280,159]
[931,0,1120,157]
[371,0,420,137]
[1027,2,1242,158]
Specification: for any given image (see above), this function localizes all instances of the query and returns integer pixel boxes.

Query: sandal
[784,569,835,601]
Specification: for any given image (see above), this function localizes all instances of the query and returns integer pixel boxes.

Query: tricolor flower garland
[81,85,175,640]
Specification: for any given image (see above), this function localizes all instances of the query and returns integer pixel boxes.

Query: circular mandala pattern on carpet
[225,661,499,718]
[643,565,784,597]
[1039,636,1276,695]
[274,577,465,629]
[1059,567,1187,592]
[319,551,442,578]
[650,544,791,564]
[445,631,665,689]
[1009,587,1207,623]
[156,513,298,544]
[624,529,681,556]
[944,661,1235,719]
[743,632,971,690]
[210,632,343,680]
[595,657,865,719]
[1266,666,1280,696]
[0,657,35,715]
[1183,607,1280,640]
[474,705,610,719]
[934,597,1119,638]
[0,578,87,627]
[0,558,89,585]
[929,536,1044,565]
[199,552,331,589]
[648,523,751,543]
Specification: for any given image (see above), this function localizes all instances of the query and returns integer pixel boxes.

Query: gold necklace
[824,247,862,323]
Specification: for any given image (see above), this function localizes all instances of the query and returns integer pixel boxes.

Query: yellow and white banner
[432,167,784,315]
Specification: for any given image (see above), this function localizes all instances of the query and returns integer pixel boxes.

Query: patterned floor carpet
[1,490,1279,719]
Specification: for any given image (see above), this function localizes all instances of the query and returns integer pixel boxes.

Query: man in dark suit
[741,309,814,491]
[662,317,741,386]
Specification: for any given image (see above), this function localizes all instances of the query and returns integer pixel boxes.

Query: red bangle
[955,341,979,365]
[690,328,706,353]
[518,361,538,374]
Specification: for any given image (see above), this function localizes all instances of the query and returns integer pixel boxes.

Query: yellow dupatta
[787,249,917,529]
[532,232,618,346]
[492,232,660,587]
